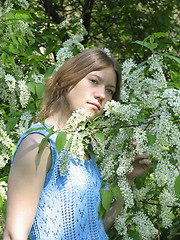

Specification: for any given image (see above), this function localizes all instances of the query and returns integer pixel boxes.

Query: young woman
[3,49,151,240]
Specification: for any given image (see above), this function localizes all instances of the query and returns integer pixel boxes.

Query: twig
[139,200,180,208]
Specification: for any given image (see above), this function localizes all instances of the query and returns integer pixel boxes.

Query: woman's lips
[87,102,100,111]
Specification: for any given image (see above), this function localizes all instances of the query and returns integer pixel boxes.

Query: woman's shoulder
[13,127,52,172]
[21,122,53,151]
[20,132,47,147]
[12,122,51,162]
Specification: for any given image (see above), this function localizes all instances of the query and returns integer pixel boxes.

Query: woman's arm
[3,134,52,240]
[103,152,151,232]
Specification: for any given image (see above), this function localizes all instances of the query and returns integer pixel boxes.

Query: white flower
[32,74,44,83]
[116,151,134,177]
[16,0,29,9]
[66,108,91,133]
[132,211,157,240]
[154,159,178,191]
[58,149,71,176]
[147,204,158,217]
[18,80,30,108]
[118,178,134,208]
[101,48,111,57]
[5,74,16,92]
[16,111,33,137]
[122,58,137,76]
[133,127,148,154]
[159,189,177,228]
[57,18,70,29]
[104,100,141,123]
[0,181,7,200]
[70,132,85,161]
[162,88,180,116]
[148,54,164,73]
[133,185,151,202]
[55,46,73,70]
[0,121,14,150]
[114,210,132,237]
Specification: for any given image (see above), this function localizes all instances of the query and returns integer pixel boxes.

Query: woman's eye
[90,79,97,84]
[106,89,114,96]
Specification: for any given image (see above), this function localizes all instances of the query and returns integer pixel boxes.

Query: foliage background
[0,0,179,239]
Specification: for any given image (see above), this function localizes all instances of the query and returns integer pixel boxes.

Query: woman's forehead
[87,67,117,86]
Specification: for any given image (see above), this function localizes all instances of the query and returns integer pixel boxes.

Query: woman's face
[65,66,117,120]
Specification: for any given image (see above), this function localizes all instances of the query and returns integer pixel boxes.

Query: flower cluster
[18,80,30,108]
[57,108,92,175]
[0,120,14,168]
[133,127,148,154]
[55,19,87,70]
[104,100,141,123]
[114,209,132,237]
[132,211,157,239]
[66,108,91,132]
[5,74,16,92]
[0,0,14,18]
[159,189,179,228]
[16,110,33,137]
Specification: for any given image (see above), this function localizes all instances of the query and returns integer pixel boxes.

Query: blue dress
[11,122,108,240]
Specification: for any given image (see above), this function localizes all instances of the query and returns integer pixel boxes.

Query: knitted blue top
[11,123,108,240]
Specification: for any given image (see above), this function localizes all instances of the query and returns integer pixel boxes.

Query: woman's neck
[45,110,70,131]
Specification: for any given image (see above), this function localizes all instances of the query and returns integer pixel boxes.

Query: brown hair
[39,48,121,119]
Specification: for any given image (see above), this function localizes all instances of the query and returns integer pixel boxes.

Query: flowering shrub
[0,1,179,239]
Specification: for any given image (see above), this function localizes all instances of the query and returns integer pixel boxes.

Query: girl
[4,49,151,240]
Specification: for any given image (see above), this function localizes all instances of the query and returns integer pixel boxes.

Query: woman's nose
[95,85,106,99]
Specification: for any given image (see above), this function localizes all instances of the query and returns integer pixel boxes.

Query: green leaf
[100,184,105,199]
[96,130,104,141]
[0,176,8,182]
[38,133,52,153]
[147,133,156,146]
[1,52,8,64]
[153,32,167,38]
[135,40,158,52]
[15,12,31,21]
[175,175,180,200]
[66,135,73,150]
[114,123,121,135]
[6,117,19,132]
[162,53,180,64]
[55,131,67,154]
[128,230,140,240]
[102,190,112,212]
[163,146,170,151]
[98,201,106,219]
[44,65,56,79]
[0,195,3,210]
[27,82,36,95]
[26,127,46,134]
[7,56,15,68]
[85,145,96,157]
[35,83,44,98]
[112,185,121,199]
[9,35,19,47]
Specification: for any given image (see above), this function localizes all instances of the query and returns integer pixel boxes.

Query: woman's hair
[39,48,121,119]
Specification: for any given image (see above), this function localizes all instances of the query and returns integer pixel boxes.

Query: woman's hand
[126,151,151,182]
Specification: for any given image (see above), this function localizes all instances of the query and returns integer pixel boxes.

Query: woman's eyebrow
[89,74,116,89]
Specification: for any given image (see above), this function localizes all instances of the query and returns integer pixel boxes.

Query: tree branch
[77,0,94,44]
[41,0,63,24]
[139,200,180,208]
